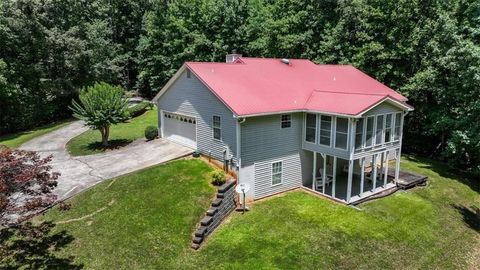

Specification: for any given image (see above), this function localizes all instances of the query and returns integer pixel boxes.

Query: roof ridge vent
[281,58,290,65]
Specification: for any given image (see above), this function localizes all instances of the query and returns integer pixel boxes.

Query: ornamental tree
[0,149,59,225]
[70,82,130,147]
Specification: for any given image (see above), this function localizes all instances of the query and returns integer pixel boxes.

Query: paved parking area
[20,121,193,200]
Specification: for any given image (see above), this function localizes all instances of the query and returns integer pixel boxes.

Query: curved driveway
[20,121,193,200]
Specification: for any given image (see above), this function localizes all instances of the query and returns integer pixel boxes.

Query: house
[153,54,413,204]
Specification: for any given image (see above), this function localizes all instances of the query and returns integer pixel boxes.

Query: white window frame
[305,113,317,143]
[364,116,375,148]
[393,112,402,142]
[384,113,393,143]
[375,114,385,145]
[281,114,291,128]
[212,115,222,141]
[271,161,283,186]
[334,117,349,150]
[319,115,332,147]
[355,117,365,150]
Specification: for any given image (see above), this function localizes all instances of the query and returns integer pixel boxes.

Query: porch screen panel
[365,117,374,147]
[375,115,384,145]
[385,114,393,143]
[305,114,316,143]
[319,115,332,146]
[335,117,348,149]
[393,113,402,140]
[355,118,364,150]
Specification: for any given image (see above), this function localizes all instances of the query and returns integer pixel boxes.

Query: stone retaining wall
[191,179,236,250]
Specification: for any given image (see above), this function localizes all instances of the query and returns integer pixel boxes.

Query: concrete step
[191,243,200,250]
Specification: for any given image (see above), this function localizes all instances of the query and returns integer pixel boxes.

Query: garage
[162,111,197,148]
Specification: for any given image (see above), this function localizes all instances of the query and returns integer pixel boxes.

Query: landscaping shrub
[144,125,158,140]
[211,169,226,186]
[128,102,153,118]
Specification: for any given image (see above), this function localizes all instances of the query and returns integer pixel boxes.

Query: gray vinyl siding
[157,69,237,163]
[240,113,304,199]
[253,153,302,199]
[364,102,403,116]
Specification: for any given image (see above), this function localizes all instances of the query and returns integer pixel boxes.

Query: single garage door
[163,112,197,148]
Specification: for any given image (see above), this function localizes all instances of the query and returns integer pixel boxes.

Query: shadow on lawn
[0,222,83,269]
[86,139,132,152]
[452,205,480,232]
[404,155,480,194]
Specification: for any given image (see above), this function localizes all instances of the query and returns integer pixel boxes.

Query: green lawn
[66,108,157,156]
[35,157,479,269]
[0,119,73,148]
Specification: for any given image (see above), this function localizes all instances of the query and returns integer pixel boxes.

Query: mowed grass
[0,119,73,148]
[39,157,479,269]
[66,108,157,156]
[40,159,216,269]
[195,156,480,269]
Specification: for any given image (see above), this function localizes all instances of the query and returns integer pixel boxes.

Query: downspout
[235,116,246,183]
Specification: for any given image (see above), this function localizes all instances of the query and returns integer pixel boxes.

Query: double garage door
[163,112,197,148]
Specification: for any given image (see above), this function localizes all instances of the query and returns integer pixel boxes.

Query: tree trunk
[99,126,109,147]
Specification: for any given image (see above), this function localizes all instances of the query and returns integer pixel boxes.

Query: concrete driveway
[20,121,193,200]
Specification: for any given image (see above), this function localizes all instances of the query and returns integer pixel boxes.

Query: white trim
[357,97,414,116]
[271,160,284,186]
[159,109,165,138]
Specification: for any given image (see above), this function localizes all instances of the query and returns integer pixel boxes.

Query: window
[365,116,374,147]
[319,115,332,146]
[385,114,393,143]
[335,117,348,149]
[375,115,384,145]
[213,115,221,140]
[186,69,191,78]
[271,161,283,185]
[281,114,291,128]
[393,113,402,141]
[355,118,364,150]
[305,114,316,143]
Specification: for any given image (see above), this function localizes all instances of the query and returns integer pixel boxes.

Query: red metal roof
[186,57,412,116]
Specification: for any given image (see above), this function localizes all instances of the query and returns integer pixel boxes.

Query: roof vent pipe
[281,58,290,65]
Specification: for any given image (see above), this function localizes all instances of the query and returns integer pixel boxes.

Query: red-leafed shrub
[0,149,59,225]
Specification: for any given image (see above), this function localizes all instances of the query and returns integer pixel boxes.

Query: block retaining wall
[191,179,236,250]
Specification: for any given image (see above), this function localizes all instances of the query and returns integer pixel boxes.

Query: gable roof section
[153,57,413,117]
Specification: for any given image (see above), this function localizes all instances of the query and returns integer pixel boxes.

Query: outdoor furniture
[315,170,333,191]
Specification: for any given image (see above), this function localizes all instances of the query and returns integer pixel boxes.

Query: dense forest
[0,0,479,175]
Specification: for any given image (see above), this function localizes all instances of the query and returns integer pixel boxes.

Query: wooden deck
[389,169,428,189]
[351,169,428,205]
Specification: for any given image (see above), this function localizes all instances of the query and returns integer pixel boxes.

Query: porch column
[384,150,389,187]
[322,153,327,193]
[346,159,353,203]
[332,156,337,198]
[372,155,377,191]
[395,149,401,184]
[360,158,365,196]
[312,152,317,190]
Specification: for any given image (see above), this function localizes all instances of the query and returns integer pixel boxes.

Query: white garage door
[163,112,197,148]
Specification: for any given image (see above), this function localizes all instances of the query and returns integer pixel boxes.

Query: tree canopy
[70,82,129,146]
[0,0,479,175]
